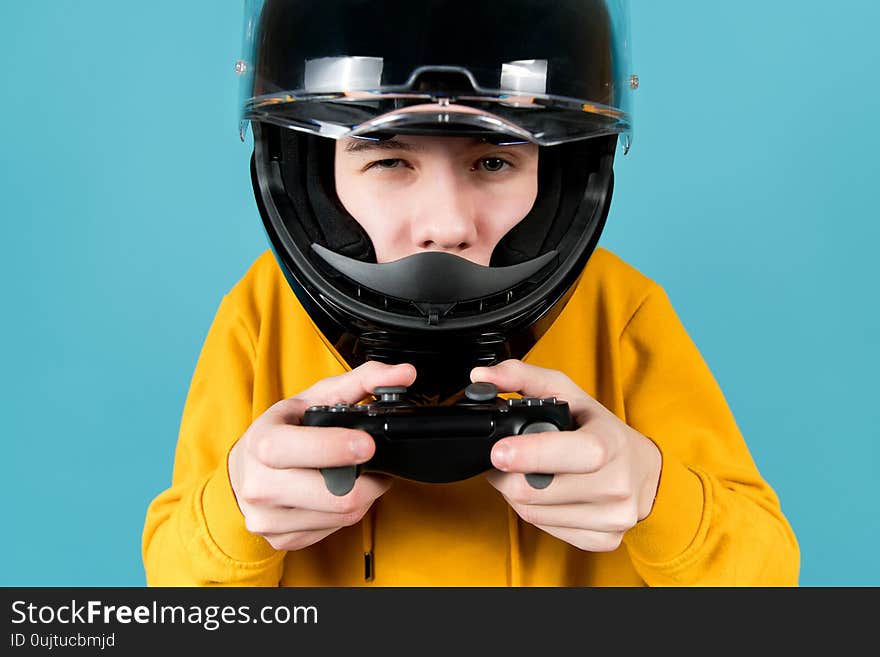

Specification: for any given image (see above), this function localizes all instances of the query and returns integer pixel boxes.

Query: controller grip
[320,465,358,497]
[521,421,558,489]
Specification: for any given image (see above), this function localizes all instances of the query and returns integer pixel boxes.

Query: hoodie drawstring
[361,498,522,585]
[362,507,375,582]
[507,506,522,587]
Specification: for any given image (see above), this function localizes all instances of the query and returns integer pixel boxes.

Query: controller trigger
[320,466,357,496]
[524,473,554,489]
[520,421,559,489]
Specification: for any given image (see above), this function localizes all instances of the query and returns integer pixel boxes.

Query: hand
[471,359,662,552]
[228,361,416,552]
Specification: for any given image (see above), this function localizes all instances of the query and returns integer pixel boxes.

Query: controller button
[465,382,498,401]
[542,397,557,404]
[525,398,541,406]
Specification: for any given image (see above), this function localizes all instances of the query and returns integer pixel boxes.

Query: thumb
[470,359,597,420]
[297,360,417,407]
[263,361,417,425]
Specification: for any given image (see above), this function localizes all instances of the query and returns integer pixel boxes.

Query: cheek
[479,173,539,238]
[334,169,406,258]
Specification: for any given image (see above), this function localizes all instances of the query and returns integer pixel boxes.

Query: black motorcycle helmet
[237,0,636,404]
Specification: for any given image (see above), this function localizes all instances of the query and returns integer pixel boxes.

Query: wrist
[200,453,280,564]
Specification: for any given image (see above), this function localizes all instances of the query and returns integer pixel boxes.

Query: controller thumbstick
[464,382,498,402]
[374,386,408,403]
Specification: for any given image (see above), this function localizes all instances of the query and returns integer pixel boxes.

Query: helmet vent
[409,69,478,96]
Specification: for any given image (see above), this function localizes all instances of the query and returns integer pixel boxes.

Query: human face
[334,135,539,266]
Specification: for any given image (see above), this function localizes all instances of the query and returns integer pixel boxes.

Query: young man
[142,0,799,585]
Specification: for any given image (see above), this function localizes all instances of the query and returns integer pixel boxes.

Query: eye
[474,157,510,173]
[366,158,405,170]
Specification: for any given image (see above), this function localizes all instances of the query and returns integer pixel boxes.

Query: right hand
[228,361,416,552]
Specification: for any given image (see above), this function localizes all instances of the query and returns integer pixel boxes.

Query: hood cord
[361,498,522,585]
[507,506,522,587]
[362,507,375,582]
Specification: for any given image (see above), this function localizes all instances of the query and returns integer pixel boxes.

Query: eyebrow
[342,136,533,156]
[343,138,425,154]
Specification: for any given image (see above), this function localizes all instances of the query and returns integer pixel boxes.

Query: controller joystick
[304,382,572,496]
[373,386,408,403]
[464,381,499,402]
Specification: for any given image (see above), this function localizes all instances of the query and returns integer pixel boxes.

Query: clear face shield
[235,0,635,152]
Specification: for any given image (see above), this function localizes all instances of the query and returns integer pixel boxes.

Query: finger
[485,470,631,506]
[249,423,376,469]
[533,524,625,553]
[241,467,392,513]
[490,428,614,476]
[262,528,339,552]
[244,505,372,535]
[503,499,639,533]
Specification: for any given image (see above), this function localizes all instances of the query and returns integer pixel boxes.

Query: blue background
[2,1,877,586]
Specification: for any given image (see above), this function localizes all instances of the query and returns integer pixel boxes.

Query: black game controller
[302,382,573,496]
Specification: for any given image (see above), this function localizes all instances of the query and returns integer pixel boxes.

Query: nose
[410,171,478,253]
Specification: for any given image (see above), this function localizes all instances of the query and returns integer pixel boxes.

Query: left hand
[472,359,663,552]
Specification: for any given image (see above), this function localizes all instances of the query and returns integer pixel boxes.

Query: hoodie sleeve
[141,291,285,586]
[619,283,800,585]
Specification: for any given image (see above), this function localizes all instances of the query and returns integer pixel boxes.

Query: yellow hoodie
[142,247,800,586]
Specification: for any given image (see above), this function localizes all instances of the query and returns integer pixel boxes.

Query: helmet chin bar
[250,122,616,405]
[311,244,559,310]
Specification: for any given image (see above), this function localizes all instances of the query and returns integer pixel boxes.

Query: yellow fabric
[142,247,800,586]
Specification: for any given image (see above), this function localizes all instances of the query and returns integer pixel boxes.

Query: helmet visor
[236,0,634,148]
